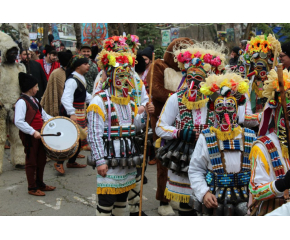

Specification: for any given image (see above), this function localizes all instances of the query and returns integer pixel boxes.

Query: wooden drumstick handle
[41,132,61,137]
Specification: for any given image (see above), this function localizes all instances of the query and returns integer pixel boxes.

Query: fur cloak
[0,31,26,173]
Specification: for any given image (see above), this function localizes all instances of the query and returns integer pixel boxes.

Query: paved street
[0,149,178,216]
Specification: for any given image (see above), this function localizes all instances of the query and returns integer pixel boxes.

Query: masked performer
[155,41,227,215]
[0,31,26,173]
[248,69,290,216]
[92,36,154,215]
[188,72,256,216]
[87,44,146,216]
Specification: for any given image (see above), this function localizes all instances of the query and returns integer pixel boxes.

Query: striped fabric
[73,101,88,148]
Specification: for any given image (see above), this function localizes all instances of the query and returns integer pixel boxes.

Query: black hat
[69,55,89,71]
[19,72,38,92]
[135,53,146,74]
[58,52,72,67]
[282,42,290,58]
[43,45,56,56]
[231,46,241,56]
[60,43,65,47]
[80,44,91,50]
[141,45,154,60]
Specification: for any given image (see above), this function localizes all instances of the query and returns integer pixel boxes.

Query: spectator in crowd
[79,44,98,94]
[60,43,66,52]
[36,45,60,81]
[141,45,154,92]
[90,45,99,64]
[280,42,290,70]
[19,48,47,101]
[229,46,240,66]
[239,40,248,51]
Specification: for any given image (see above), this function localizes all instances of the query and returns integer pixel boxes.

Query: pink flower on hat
[194,51,202,58]
[210,56,221,67]
[203,53,213,64]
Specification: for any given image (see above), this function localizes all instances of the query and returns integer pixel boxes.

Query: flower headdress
[200,72,249,107]
[103,34,140,54]
[263,69,290,104]
[247,34,281,55]
[173,41,227,76]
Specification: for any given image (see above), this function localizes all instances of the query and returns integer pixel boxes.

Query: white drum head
[42,118,78,151]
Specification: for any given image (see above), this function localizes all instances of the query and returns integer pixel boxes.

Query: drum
[41,116,80,161]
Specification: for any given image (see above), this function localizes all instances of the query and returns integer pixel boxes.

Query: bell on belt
[180,154,187,163]
[165,151,173,161]
[234,202,248,216]
[171,151,181,163]
[168,160,179,172]
[155,146,164,159]
[212,204,224,216]
[133,156,141,167]
[180,165,189,173]
[224,204,234,216]
[111,158,118,169]
[120,158,128,169]
[128,157,135,169]
[105,159,110,168]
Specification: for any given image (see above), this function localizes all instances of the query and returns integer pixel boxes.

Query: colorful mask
[97,36,137,102]
[200,72,249,140]
[173,42,227,109]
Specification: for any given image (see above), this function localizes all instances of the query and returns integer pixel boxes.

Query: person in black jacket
[19,48,47,101]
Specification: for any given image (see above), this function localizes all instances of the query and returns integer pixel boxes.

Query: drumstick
[41,132,61,137]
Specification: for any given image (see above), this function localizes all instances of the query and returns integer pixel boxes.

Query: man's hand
[203,192,218,209]
[145,102,155,114]
[97,164,108,177]
[138,106,145,114]
[70,114,77,123]
[33,131,41,139]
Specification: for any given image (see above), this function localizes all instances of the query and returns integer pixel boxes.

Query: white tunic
[14,95,53,135]
[189,133,243,203]
[87,91,146,191]
[61,71,92,115]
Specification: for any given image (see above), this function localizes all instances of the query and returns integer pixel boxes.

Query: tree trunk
[108,23,120,37]
[74,23,82,51]
[119,23,125,35]
[128,23,137,35]
[243,23,253,40]
[43,23,49,45]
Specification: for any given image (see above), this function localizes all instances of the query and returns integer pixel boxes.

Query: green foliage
[137,23,161,50]
[276,23,290,42]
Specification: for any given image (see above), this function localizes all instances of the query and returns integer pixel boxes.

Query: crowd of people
[1,29,290,216]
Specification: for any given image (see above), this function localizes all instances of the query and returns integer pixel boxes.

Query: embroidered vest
[174,89,214,131]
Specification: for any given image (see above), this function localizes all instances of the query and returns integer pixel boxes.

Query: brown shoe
[77,154,85,158]
[148,159,157,165]
[39,185,56,191]
[66,162,87,168]
[28,190,45,196]
[54,163,65,174]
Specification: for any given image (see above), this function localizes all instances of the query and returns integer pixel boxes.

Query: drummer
[14,72,56,196]
[56,55,91,174]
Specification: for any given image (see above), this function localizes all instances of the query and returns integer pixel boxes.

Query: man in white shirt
[55,55,91,174]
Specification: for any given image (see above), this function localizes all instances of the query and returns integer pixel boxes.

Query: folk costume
[188,72,256,216]
[148,37,192,216]
[56,55,92,173]
[14,72,55,196]
[248,69,290,216]
[36,45,60,81]
[92,35,150,215]
[87,41,146,216]
[0,31,26,173]
[155,41,227,215]
[241,35,281,115]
